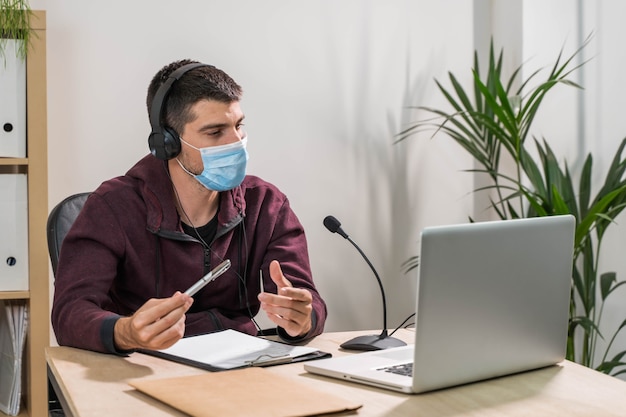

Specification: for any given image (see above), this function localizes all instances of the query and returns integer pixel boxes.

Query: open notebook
[141,329,330,371]
[305,215,575,393]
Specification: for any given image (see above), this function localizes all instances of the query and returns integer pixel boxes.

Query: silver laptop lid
[412,215,575,392]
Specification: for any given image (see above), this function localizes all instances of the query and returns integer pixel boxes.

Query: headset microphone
[323,215,407,351]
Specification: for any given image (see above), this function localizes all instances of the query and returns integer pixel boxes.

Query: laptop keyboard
[379,362,413,377]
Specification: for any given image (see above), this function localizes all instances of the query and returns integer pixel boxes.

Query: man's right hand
[113,292,193,351]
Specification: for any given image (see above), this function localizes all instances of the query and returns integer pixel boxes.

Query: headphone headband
[148,62,208,160]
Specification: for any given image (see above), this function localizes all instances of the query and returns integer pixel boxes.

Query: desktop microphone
[323,215,407,351]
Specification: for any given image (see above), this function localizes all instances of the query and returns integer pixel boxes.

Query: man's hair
[146,59,243,135]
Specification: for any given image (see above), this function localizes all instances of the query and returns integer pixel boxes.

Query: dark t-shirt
[181,214,218,247]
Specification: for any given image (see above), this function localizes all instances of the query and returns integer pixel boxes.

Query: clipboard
[140,329,331,371]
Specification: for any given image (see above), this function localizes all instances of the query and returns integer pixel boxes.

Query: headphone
[148,62,208,160]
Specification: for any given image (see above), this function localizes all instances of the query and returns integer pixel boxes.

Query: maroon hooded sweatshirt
[51,155,327,353]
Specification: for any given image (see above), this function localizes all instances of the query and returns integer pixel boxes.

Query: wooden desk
[46,329,626,417]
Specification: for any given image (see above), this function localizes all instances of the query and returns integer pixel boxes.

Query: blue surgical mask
[177,137,249,191]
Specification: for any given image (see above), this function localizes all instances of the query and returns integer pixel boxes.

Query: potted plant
[0,0,33,62]
[398,37,626,376]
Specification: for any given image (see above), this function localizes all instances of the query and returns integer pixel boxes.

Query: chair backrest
[47,192,91,275]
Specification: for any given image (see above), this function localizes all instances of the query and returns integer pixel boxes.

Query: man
[51,59,327,354]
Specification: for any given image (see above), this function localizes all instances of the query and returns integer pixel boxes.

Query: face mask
[177,137,249,191]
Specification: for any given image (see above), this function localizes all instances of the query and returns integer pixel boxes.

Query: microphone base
[340,334,407,351]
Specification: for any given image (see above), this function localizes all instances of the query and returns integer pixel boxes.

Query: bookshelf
[0,10,48,417]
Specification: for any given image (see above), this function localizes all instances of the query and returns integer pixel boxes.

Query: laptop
[305,215,575,393]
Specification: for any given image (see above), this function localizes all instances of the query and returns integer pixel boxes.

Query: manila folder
[129,367,361,417]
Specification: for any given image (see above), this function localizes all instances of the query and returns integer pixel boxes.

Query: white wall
[521,0,626,372]
[586,1,626,370]
[35,0,474,338]
[34,0,626,370]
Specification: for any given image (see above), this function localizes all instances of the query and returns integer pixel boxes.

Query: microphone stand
[340,236,407,351]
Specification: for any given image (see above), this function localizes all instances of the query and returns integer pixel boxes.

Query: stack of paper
[0,300,28,416]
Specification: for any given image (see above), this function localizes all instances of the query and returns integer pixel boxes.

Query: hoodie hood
[126,154,246,235]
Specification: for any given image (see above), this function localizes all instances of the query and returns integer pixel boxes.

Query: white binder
[0,174,28,291]
[0,40,26,158]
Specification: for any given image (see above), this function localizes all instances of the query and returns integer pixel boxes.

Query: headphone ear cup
[162,127,182,160]
[148,127,181,160]
[148,63,206,160]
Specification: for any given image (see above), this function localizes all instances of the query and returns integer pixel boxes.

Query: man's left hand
[257,260,312,337]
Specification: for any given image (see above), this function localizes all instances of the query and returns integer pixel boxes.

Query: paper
[145,329,325,370]
[0,300,28,416]
[129,367,362,417]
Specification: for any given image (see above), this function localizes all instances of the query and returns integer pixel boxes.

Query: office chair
[46,192,91,275]
[46,192,90,416]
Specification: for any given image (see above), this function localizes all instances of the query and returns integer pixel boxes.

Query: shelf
[0,158,28,166]
[0,9,48,417]
[0,401,28,417]
[0,291,29,300]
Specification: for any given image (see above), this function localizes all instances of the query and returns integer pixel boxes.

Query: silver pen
[260,269,265,293]
[184,259,231,296]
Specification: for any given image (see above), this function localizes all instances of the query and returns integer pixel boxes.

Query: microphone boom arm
[322,214,406,351]
[346,236,388,339]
